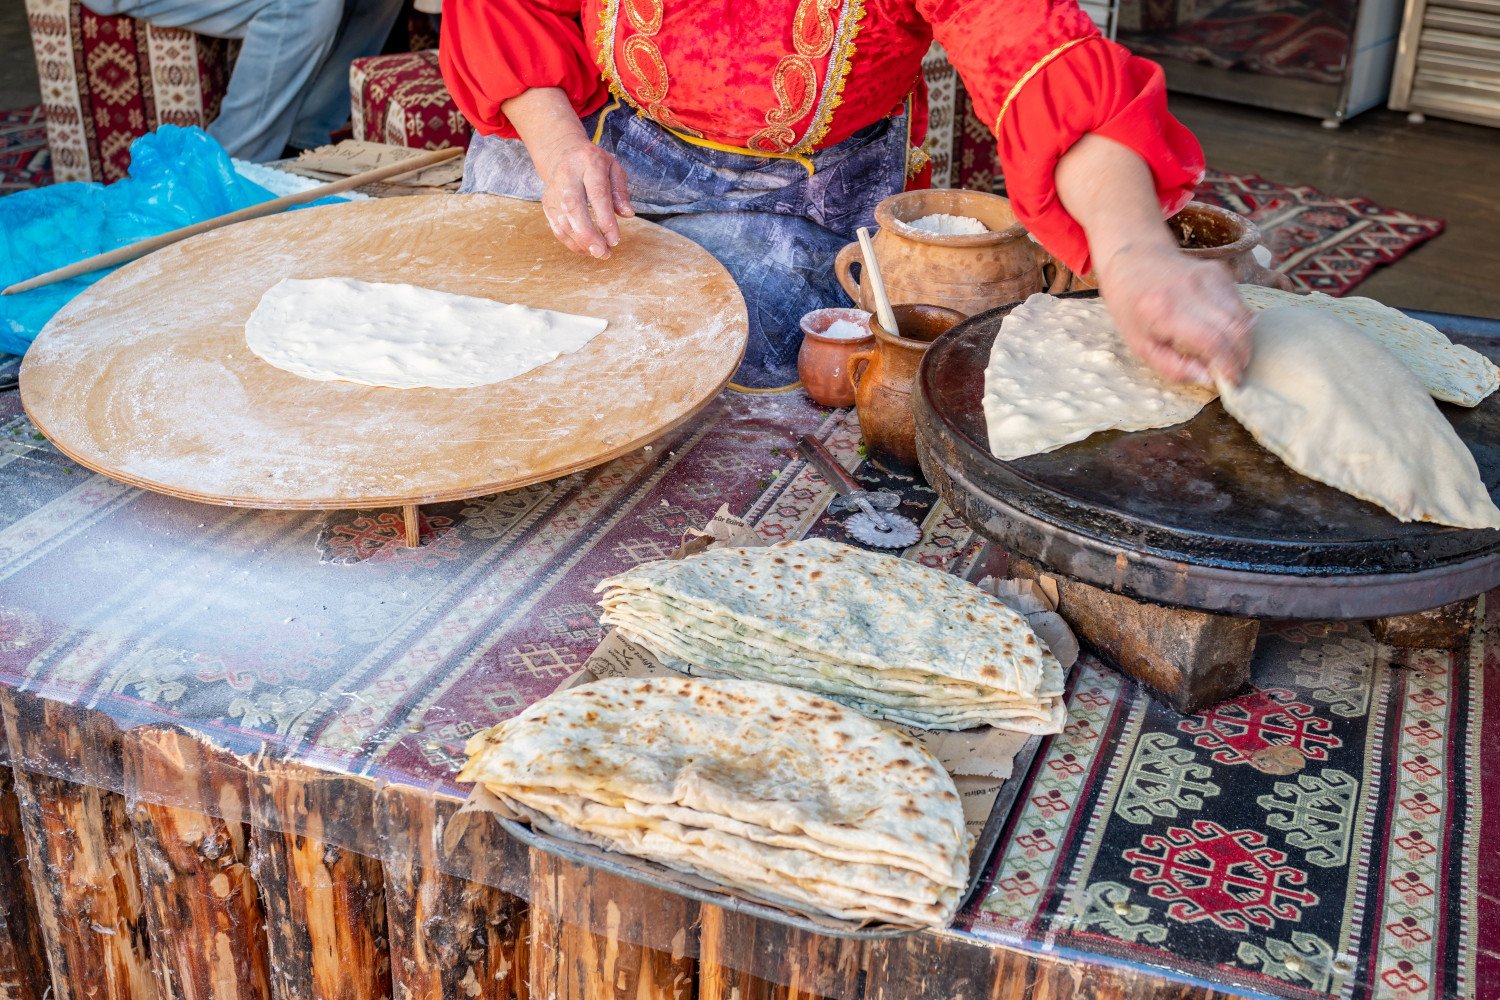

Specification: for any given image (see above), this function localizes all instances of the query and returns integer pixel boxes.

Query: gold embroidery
[598,0,699,137]
[749,0,866,155]
[798,0,865,153]
[994,36,1096,133]
[622,0,661,36]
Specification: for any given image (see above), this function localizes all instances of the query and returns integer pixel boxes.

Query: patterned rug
[964,618,1488,1000]
[0,107,50,194]
[1192,169,1446,298]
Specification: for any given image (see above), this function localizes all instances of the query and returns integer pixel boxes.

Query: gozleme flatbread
[1216,307,1500,530]
[1238,284,1498,406]
[983,293,1215,460]
[459,676,970,927]
[594,538,1065,733]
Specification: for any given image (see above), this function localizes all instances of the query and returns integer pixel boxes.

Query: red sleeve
[439,0,611,138]
[918,1,1204,275]
[998,38,1205,274]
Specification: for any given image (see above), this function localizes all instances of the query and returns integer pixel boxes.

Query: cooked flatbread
[595,538,1066,733]
[1238,284,1498,406]
[983,293,1215,461]
[460,676,970,928]
[1216,306,1500,530]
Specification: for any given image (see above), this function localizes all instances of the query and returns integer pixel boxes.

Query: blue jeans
[83,0,404,161]
[462,106,910,388]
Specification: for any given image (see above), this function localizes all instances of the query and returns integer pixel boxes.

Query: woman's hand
[536,137,634,258]
[1055,133,1254,386]
[500,88,635,259]
[1094,241,1253,386]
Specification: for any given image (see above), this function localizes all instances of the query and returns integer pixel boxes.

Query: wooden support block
[1012,560,1258,715]
[1,694,157,1000]
[373,786,528,1000]
[402,506,420,548]
[0,731,49,1000]
[124,728,271,1000]
[249,764,391,1000]
[696,905,864,1000]
[1369,596,1479,650]
[527,850,694,1000]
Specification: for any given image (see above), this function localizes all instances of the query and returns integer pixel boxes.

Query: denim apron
[461,103,911,389]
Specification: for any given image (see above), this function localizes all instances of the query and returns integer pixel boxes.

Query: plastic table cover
[0,358,1493,1000]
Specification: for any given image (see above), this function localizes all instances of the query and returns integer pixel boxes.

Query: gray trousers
[83,0,405,161]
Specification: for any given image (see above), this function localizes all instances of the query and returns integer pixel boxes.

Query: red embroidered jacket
[440,0,1204,273]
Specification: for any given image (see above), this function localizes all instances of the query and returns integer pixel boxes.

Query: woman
[440,0,1252,390]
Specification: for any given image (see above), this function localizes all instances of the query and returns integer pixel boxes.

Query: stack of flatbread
[459,676,972,928]
[595,538,1066,734]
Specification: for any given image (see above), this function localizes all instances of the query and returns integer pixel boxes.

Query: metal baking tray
[498,731,1046,940]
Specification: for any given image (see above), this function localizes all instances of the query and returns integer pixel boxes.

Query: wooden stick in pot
[857,226,900,339]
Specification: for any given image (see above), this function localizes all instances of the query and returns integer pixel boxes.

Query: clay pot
[1068,202,1293,291]
[834,190,1071,318]
[797,308,874,407]
[850,304,965,475]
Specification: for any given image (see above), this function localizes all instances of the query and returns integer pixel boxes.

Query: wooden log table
[0,356,1492,1000]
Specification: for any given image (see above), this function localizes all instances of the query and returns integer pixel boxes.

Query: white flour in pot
[818,319,871,340]
[907,214,989,236]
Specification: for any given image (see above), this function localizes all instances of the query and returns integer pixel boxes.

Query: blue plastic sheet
[0,126,287,356]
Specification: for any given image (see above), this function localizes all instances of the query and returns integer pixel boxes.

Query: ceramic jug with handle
[835,190,1070,318]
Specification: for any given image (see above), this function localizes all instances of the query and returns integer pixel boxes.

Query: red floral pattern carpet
[1193,168,1446,297]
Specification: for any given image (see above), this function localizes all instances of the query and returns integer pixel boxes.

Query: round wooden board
[20,195,748,508]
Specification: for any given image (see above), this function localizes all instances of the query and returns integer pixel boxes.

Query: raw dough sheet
[245,276,609,389]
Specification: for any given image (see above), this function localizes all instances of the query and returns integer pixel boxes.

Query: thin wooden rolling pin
[2,145,465,297]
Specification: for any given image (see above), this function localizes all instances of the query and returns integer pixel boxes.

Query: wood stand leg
[250,765,391,1000]
[373,787,529,1000]
[1013,560,1259,715]
[1369,596,1479,650]
[402,506,420,548]
[527,851,694,1000]
[9,770,158,1000]
[696,905,863,1000]
[124,729,271,1000]
[0,733,49,1000]
[0,696,156,1000]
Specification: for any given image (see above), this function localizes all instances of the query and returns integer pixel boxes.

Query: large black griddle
[914,295,1500,620]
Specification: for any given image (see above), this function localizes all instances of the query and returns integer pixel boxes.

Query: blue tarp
[1,126,290,355]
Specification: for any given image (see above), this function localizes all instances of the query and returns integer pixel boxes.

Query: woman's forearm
[499,87,634,259]
[499,87,591,181]
[1054,133,1177,271]
[1051,132,1253,385]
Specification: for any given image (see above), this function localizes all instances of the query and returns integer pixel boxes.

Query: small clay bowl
[798,307,873,407]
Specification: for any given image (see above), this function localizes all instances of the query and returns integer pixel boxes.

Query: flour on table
[907,214,988,236]
[244,277,608,389]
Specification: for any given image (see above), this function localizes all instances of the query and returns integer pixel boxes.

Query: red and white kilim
[23,0,234,183]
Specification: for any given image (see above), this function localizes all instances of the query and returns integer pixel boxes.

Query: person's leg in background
[80,0,368,161]
[287,0,407,151]
[660,212,852,390]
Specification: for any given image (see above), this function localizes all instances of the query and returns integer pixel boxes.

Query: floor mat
[1195,168,1446,297]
